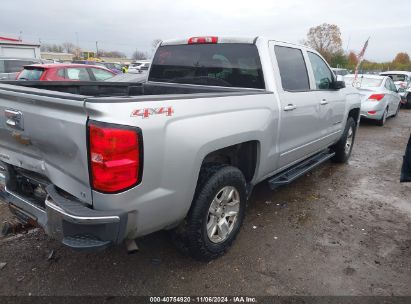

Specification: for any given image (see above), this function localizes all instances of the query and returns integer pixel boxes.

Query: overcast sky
[1,0,410,61]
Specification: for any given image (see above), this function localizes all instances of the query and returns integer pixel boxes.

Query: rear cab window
[149,44,265,89]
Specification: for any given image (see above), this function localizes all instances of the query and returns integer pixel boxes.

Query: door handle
[284,104,297,111]
[320,99,328,105]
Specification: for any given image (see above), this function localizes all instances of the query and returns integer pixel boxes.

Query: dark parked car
[0,58,43,80]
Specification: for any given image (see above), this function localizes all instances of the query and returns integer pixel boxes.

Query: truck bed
[0,80,266,98]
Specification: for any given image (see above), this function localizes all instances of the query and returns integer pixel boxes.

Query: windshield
[381,74,407,82]
[149,44,265,89]
[17,68,44,80]
[344,76,383,88]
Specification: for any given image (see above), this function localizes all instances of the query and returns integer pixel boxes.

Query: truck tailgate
[0,85,92,204]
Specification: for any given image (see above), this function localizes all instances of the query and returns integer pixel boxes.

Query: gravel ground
[0,110,410,296]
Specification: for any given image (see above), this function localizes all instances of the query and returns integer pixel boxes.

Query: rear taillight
[88,121,143,193]
[368,94,385,101]
[188,36,218,44]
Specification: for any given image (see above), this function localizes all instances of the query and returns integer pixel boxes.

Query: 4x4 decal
[131,107,174,119]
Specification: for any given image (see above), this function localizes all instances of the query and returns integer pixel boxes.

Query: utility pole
[19,31,23,42]
[75,32,80,58]
[96,41,99,57]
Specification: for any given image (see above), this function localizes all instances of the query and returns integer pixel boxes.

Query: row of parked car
[332,68,411,126]
[0,57,151,81]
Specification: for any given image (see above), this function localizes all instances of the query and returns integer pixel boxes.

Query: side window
[307,52,334,90]
[274,46,310,91]
[57,69,65,78]
[66,68,91,81]
[389,79,397,92]
[91,68,114,81]
[384,79,391,90]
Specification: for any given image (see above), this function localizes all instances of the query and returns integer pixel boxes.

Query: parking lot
[0,110,410,296]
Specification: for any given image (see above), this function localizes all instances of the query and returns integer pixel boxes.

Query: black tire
[172,164,247,261]
[331,117,356,163]
[376,108,388,126]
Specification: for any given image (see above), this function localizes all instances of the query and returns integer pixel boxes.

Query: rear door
[271,43,323,168]
[0,85,92,204]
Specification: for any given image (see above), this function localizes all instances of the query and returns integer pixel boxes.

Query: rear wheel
[331,117,356,163]
[377,108,388,126]
[172,164,247,261]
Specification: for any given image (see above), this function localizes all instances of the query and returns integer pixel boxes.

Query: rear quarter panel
[85,92,278,238]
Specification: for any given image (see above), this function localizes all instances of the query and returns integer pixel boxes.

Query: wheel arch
[200,140,260,184]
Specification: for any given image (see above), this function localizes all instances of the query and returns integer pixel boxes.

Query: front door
[272,43,324,168]
[306,51,346,145]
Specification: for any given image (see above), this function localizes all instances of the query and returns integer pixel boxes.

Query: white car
[128,60,151,74]
[344,74,402,126]
[379,71,411,108]
[332,68,349,76]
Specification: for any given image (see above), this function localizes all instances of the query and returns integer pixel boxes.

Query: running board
[268,150,335,190]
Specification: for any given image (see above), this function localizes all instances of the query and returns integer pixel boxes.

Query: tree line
[303,23,411,72]
[40,39,162,60]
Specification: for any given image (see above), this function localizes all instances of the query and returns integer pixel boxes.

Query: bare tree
[132,50,148,60]
[62,42,77,54]
[304,23,343,63]
[40,43,64,53]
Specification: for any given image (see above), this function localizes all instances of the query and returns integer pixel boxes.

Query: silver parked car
[344,74,401,126]
[128,60,150,73]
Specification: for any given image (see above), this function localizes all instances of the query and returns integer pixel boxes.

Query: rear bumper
[360,102,385,120]
[4,182,128,251]
[360,109,385,120]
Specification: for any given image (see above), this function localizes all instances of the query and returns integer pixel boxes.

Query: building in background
[0,36,41,59]
[41,52,74,62]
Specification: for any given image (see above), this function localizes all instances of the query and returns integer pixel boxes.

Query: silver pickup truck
[0,36,361,260]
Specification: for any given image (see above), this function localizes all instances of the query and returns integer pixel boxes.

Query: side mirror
[332,80,346,90]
